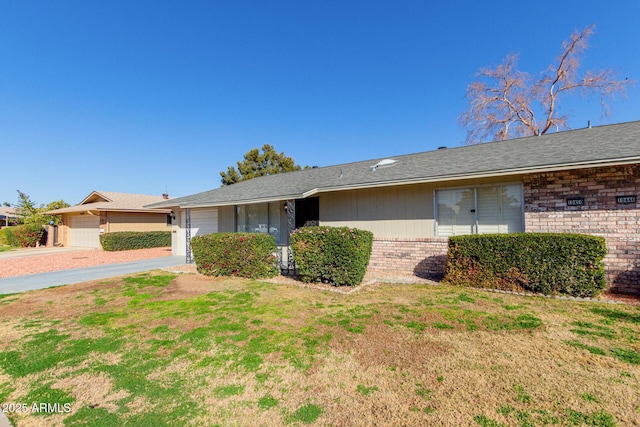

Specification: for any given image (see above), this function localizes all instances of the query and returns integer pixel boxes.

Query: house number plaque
[616,195,637,205]
[566,197,585,206]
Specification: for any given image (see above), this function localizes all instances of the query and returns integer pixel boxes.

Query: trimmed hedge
[443,233,607,297]
[1,224,46,247]
[191,232,279,279]
[290,226,373,286]
[0,227,11,246]
[99,231,171,251]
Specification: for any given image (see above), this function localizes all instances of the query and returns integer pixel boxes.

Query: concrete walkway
[0,412,11,427]
[0,256,186,294]
[0,246,93,260]
[0,413,11,427]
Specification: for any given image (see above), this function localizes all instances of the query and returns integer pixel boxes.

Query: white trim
[302,188,319,198]
[433,181,523,192]
[181,194,303,209]
[432,188,438,237]
[303,158,640,198]
[473,188,478,234]
[520,184,526,232]
[149,157,640,210]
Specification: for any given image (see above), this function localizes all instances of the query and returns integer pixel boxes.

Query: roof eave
[79,191,112,205]
[46,207,172,215]
[305,157,640,196]
[144,201,181,209]
[146,156,640,210]
[180,193,305,209]
[102,208,172,213]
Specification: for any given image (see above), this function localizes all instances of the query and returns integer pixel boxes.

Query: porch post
[285,200,296,273]
[285,200,295,236]
[185,208,193,264]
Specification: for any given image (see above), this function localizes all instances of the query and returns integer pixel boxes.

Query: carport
[0,207,16,228]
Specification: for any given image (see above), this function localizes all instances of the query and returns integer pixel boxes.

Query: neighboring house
[148,121,640,294]
[46,191,172,248]
[0,207,16,227]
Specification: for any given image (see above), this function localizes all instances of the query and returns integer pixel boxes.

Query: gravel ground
[0,247,172,279]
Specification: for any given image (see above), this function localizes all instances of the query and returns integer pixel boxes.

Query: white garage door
[190,208,218,237]
[181,208,218,257]
[69,215,101,248]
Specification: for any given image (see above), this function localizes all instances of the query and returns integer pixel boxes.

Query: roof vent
[437,146,447,150]
[370,158,398,171]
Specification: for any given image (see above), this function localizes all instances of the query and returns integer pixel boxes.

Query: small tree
[14,190,69,226]
[15,190,38,224]
[220,144,307,186]
[42,200,69,225]
[460,25,633,144]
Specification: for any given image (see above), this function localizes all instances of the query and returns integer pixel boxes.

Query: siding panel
[320,184,434,238]
[106,212,169,233]
[319,177,524,239]
[218,206,236,233]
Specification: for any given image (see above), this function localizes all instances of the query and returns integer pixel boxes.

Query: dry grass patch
[52,372,129,412]
[0,271,638,426]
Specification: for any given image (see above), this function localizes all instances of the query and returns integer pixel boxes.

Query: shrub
[3,224,47,247]
[443,233,607,297]
[290,226,373,286]
[1,226,19,247]
[0,227,11,246]
[191,232,279,279]
[99,231,171,251]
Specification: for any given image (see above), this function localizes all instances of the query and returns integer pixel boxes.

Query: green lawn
[0,272,638,426]
[0,245,13,252]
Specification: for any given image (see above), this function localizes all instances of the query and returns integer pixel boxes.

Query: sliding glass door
[436,184,523,237]
[236,202,281,243]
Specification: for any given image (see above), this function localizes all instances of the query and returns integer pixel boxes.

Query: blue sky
[1,0,639,206]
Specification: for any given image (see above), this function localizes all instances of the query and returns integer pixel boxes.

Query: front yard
[0,272,638,426]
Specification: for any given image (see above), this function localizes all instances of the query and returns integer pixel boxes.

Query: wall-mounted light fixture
[167,211,176,226]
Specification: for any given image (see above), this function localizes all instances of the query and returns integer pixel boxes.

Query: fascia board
[147,156,640,209]
[302,188,319,198]
[180,193,306,209]
[143,202,181,209]
[101,208,173,213]
[304,157,640,196]
[79,191,112,205]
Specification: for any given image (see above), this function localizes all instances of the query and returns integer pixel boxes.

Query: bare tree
[459,25,633,144]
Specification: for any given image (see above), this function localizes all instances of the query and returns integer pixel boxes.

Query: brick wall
[524,164,640,294]
[368,237,449,279]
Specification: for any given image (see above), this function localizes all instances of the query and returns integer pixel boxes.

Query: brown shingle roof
[0,208,16,217]
[46,191,171,214]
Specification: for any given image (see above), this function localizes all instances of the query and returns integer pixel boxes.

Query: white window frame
[433,182,524,237]
[236,202,282,244]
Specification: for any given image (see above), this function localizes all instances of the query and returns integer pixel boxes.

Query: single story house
[46,191,172,248]
[148,121,640,294]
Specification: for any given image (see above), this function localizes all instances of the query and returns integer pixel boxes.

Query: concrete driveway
[0,249,186,294]
[0,246,93,259]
